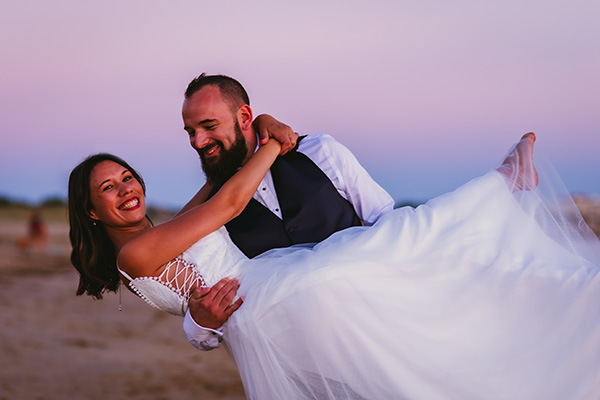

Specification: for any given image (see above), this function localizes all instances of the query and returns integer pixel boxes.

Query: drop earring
[118,281,123,311]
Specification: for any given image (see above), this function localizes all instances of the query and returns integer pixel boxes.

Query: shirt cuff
[183,309,224,351]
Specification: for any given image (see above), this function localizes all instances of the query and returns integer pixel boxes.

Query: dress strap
[117,265,134,282]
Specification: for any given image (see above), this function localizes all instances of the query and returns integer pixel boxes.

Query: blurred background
[1,0,599,210]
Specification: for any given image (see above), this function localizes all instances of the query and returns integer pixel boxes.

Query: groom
[180,73,395,350]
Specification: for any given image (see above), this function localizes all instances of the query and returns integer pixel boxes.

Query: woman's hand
[253,114,299,155]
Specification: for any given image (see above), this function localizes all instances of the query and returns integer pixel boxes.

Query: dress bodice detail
[124,227,248,316]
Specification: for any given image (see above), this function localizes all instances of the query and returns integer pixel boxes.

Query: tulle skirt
[223,143,600,399]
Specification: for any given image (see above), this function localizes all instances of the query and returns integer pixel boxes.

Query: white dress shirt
[184,133,395,350]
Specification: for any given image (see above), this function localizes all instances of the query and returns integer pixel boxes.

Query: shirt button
[262,187,267,191]
[275,208,279,212]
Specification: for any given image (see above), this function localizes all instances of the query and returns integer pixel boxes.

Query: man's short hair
[184,73,250,113]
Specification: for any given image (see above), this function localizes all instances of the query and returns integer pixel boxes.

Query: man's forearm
[183,309,223,351]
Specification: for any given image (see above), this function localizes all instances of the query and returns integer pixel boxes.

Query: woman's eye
[123,176,132,182]
[102,184,113,192]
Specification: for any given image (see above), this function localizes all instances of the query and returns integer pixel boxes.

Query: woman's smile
[119,197,140,211]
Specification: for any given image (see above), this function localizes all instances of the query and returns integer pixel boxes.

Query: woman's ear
[89,210,99,221]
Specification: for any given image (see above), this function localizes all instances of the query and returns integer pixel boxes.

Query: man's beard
[199,121,248,186]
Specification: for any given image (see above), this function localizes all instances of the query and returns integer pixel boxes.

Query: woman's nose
[119,183,134,196]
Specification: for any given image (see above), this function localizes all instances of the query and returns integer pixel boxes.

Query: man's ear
[237,104,253,131]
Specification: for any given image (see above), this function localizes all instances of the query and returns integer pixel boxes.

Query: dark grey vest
[212,138,361,258]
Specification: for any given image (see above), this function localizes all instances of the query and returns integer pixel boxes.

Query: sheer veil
[497,136,600,266]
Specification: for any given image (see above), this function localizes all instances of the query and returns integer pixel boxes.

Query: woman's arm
[118,140,282,276]
[174,115,296,218]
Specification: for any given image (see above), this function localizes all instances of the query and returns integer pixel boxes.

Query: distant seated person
[16,209,47,254]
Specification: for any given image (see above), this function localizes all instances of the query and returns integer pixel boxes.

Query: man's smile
[200,142,222,161]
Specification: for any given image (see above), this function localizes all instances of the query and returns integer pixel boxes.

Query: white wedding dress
[124,141,600,399]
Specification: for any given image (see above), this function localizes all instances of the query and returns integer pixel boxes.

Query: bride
[68,132,600,399]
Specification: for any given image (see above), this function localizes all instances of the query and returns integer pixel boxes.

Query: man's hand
[253,114,299,155]
[188,277,243,329]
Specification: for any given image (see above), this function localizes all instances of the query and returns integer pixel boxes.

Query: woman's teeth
[119,198,139,210]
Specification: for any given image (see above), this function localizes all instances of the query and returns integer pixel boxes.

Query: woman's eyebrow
[97,169,129,189]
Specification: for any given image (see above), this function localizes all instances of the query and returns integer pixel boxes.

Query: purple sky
[1,1,599,209]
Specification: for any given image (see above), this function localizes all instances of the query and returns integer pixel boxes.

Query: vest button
[288,226,296,233]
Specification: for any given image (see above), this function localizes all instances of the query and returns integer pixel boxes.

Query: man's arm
[184,277,242,351]
[184,310,224,350]
[175,182,213,218]
[182,116,295,349]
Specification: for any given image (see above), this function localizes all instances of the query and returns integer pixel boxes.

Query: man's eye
[205,125,216,130]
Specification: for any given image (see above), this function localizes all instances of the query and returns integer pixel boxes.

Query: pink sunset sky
[1,1,599,209]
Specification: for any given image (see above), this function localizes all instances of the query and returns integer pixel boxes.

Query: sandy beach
[1,195,599,400]
[0,213,245,400]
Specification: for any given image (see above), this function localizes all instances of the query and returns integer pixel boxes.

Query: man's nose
[190,131,210,149]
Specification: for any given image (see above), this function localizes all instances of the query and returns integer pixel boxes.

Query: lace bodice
[121,227,248,316]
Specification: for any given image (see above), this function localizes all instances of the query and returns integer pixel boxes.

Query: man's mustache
[198,142,222,157]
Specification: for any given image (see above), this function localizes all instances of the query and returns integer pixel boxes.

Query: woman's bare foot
[497,132,539,191]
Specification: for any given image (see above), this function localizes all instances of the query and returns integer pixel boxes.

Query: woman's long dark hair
[68,153,146,299]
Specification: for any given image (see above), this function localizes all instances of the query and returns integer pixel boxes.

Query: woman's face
[88,160,147,228]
